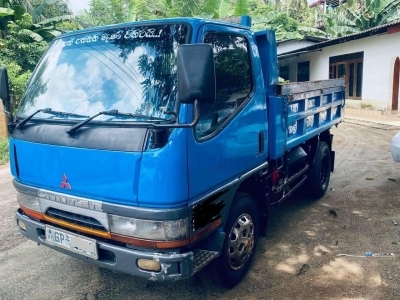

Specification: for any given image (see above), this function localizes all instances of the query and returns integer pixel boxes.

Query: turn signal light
[17,220,26,231]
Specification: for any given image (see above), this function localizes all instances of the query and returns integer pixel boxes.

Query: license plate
[45,226,98,259]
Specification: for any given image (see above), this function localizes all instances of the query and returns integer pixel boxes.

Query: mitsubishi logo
[60,174,71,189]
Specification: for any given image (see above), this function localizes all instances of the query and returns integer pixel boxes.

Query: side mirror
[0,67,11,112]
[0,67,15,133]
[177,44,216,104]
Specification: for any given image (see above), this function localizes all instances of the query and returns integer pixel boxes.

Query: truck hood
[10,124,147,206]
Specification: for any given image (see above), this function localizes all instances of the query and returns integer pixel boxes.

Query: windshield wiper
[66,109,168,136]
[16,108,89,130]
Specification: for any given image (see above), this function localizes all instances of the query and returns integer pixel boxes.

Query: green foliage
[233,0,249,16]
[279,76,290,83]
[80,0,279,25]
[0,59,31,109]
[253,9,326,41]
[0,25,45,107]
[0,14,48,71]
[128,0,157,21]
[324,0,400,37]
[0,6,13,17]
[250,0,324,41]
[29,0,77,32]
[217,0,230,18]
[0,137,9,165]
[78,0,129,27]
[0,0,78,107]
[0,12,47,106]
[30,0,73,19]
[278,0,314,26]
[1,1,74,40]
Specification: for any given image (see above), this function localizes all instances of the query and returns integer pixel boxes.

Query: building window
[297,61,310,82]
[329,52,363,99]
[196,32,252,139]
[279,65,289,81]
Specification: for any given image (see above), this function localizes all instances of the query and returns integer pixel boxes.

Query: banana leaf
[217,0,230,18]
[0,7,14,17]
[233,0,249,17]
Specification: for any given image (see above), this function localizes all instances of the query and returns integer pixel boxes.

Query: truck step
[192,249,219,274]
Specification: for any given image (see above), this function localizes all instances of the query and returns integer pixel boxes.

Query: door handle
[258,131,264,154]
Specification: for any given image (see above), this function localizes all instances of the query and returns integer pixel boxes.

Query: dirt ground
[1,121,400,300]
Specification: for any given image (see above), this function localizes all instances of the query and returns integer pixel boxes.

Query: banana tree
[324,0,400,37]
[253,10,327,41]
[1,0,73,41]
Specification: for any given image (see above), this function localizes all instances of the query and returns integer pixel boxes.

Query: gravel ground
[1,122,400,300]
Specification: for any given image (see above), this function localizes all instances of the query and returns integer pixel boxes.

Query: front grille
[45,208,106,232]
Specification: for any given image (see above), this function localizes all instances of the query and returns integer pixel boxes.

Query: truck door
[187,24,268,200]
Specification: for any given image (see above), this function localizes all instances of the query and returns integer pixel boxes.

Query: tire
[306,141,331,199]
[212,193,258,289]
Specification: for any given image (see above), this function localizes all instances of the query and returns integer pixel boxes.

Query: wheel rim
[227,213,255,270]
[320,152,329,188]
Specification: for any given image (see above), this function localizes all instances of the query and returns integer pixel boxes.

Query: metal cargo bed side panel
[281,79,345,151]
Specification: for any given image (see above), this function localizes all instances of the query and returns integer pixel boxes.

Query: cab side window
[195,33,252,138]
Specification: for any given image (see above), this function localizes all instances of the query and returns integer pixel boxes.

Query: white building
[277,36,328,56]
[278,21,400,112]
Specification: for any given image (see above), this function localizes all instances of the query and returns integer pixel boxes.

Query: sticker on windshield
[124,28,163,39]
[60,28,164,47]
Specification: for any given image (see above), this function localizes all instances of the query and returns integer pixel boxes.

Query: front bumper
[16,209,219,281]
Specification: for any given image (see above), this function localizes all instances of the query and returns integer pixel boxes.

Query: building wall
[279,31,400,110]
[276,40,317,55]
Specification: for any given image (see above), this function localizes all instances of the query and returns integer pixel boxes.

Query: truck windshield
[17,24,189,122]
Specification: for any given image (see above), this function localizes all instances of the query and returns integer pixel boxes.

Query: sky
[66,0,91,13]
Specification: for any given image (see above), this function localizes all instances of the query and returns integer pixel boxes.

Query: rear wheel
[213,193,258,288]
[306,141,331,199]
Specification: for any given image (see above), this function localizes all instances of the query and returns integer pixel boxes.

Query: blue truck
[0,16,345,288]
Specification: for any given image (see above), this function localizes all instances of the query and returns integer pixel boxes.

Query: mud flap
[330,150,335,172]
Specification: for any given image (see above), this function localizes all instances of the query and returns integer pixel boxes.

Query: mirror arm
[152,100,199,129]
[3,109,16,133]
[163,110,179,122]
[3,110,13,123]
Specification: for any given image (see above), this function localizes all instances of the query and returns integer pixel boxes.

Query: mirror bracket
[152,99,200,129]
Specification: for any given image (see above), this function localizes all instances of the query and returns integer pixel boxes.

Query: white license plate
[45,226,98,259]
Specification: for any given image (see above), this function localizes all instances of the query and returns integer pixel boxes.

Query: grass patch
[0,138,9,165]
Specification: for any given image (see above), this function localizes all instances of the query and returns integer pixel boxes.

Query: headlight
[108,215,189,241]
[17,192,40,212]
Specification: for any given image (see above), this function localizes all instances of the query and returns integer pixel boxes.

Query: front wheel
[212,193,258,288]
[306,141,331,199]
